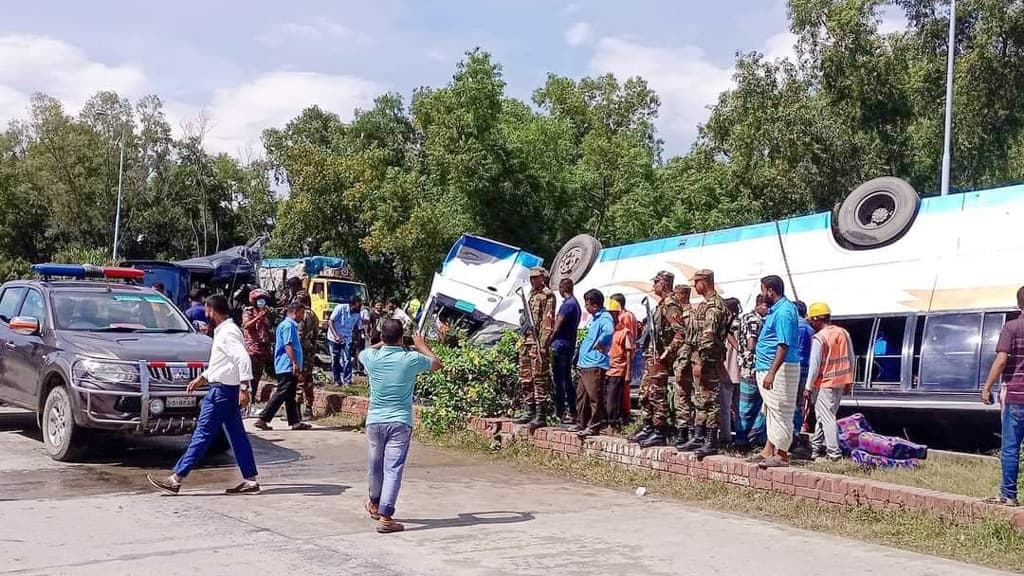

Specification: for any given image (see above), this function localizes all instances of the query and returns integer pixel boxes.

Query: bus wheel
[549,234,602,288]
[834,177,919,249]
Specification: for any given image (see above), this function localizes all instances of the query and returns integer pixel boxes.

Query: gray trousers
[811,387,843,457]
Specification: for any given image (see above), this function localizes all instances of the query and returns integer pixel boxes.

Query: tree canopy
[3,1,1023,296]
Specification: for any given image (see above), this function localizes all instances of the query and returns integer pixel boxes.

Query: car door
[6,288,49,408]
[0,286,27,405]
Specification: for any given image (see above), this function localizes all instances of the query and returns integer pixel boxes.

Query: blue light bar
[31,264,107,279]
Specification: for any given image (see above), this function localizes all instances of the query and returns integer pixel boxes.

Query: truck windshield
[51,290,192,333]
[327,281,368,304]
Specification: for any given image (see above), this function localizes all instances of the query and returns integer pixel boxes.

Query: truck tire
[549,234,602,288]
[834,177,920,249]
[42,386,87,462]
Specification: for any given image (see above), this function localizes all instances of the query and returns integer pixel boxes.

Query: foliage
[416,331,520,435]
[0,258,31,283]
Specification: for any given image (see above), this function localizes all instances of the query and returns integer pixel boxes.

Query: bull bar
[69,359,208,433]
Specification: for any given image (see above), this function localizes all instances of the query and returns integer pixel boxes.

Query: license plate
[166,396,196,408]
[171,367,191,381]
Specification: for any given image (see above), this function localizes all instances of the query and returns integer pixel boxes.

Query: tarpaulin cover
[261,256,346,277]
[174,245,259,282]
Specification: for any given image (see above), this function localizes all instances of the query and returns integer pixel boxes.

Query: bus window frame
[835,313,916,393]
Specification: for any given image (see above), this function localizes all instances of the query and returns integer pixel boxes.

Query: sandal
[376,518,405,534]
[984,495,1019,507]
[758,456,790,469]
[365,500,381,520]
[745,453,766,464]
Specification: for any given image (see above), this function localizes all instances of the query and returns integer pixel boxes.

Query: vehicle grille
[146,366,202,384]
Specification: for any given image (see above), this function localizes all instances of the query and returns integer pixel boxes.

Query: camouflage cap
[692,268,715,281]
[529,266,548,278]
[651,270,675,283]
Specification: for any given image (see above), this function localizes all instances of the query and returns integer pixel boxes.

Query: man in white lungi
[752,275,801,468]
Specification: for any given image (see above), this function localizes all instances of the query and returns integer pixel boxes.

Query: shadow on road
[182,482,349,497]
[398,511,536,532]
[0,410,37,433]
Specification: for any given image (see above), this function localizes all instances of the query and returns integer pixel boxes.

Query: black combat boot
[638,425,669,448]
[673,427,691,450]
[677,425,705,452]
[527,406,547,432]
[627,420,654,444]
[513,405,535,425]
[695,428,719,460]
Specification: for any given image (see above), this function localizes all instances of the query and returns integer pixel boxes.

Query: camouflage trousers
[639,354,672,427]
[673,346,695,429]
[296,365,315,410]
[693,356,722,429]
[518,343,550,408]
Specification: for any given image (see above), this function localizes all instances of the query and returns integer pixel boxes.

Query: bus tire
[834,177,919,249]
[549,234,602,288]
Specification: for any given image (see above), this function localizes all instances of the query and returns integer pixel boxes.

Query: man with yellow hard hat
[803,302,855,462]
[603,297,634,428]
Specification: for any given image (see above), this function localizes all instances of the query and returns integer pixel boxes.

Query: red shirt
[242,306,271,357]
[996,317,1024,405]
[607,323,634,378]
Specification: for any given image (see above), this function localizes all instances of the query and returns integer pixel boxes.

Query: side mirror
[10,316,40,336]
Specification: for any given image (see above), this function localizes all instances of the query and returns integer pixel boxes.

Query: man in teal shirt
[359,319,441,533]
[572,289,614,438]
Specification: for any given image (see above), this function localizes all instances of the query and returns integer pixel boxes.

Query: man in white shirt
[147,294,260,495]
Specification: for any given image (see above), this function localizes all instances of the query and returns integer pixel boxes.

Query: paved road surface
[0,408,1010,576]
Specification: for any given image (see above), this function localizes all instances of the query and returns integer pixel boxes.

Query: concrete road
[0,408,1010,576]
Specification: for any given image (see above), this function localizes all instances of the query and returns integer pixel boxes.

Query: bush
[416,331,520,435]
[52,246,108,265]
[0,258,31,282]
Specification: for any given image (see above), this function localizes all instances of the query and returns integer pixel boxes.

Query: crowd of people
[514,267,856,468]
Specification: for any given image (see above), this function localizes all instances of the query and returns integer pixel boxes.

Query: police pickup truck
[0,264,213,461]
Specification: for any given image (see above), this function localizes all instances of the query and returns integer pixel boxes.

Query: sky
[0,1,906,158]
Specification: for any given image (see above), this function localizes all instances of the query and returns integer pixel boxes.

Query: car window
[51,290,192,332]
[18,289,46,323]
[0,287,26,323]
[918,313,983,390]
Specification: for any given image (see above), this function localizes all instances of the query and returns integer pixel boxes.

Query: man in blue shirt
[360,319,441,533]
[549,278,582,424]
[753,275,800,468]
[791,300,816,458]
[328,296,363,386]
[572,289,614,438]
[255,301,311,431]
[184,289,207,323]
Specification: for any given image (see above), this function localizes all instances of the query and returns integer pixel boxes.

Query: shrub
[0,258,31,282]
[416,331,520,435]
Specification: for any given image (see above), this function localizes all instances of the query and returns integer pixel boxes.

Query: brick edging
[333,395,1024,530]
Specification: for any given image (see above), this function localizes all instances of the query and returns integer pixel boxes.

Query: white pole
[940,0,956,196]
[113,127,125,262]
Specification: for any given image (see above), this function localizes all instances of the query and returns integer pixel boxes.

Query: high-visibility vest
[815,325,854,388]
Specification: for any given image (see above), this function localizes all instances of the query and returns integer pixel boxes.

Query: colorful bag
[851,449,920,469]
[856,431,928,460]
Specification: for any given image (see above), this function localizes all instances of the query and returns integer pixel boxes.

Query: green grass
[418,431,1024,573]
[314,413,365,430]
[804,452,1007,500]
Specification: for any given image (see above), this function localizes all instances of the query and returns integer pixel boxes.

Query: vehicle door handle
[4,342,14,350]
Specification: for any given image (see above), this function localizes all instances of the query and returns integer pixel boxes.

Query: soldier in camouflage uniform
[514,267,556,431]
[628,271,686,448]
[670,284,697,450]
[678,269,732,459]
[295,291,320,420]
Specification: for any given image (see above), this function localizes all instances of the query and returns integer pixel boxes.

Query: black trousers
[604,375,626,425]
[261,372,300,426]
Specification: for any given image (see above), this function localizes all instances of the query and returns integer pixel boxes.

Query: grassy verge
[804,452,1005,500]
[417,430,1024,573]
[315,413,366,430]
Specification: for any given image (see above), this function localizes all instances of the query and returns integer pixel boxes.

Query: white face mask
[256,299,267,308]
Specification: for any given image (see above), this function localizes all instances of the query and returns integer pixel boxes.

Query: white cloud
[590,31,802,151]
[0,34,146,125]
[167,71,382,156]
[563,1,583,15]
[564,22,593,46]
[878,9,910,34]
[257,17,373,46]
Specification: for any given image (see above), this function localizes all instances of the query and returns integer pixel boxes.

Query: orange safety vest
[815,325,854,388]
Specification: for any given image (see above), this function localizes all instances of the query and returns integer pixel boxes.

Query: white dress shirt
[202,319,253,386]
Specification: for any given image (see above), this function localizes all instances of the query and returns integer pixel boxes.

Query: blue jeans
[330,340,352,385]
[174,385,257,479]
[551,345,576,418]
[367,422,412,518]
[734,378,766,447]
[1000,403,1024,501]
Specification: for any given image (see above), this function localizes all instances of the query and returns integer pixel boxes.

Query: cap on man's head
[652,270,674,284]
[605,298,622,312]
[529,267,548,278]
[692,269,715,282]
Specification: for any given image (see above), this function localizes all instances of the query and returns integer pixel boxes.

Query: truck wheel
[42,386,87,462]
[549,234,602,288]
[834,177,919,249]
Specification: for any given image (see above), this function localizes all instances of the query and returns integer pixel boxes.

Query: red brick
[669,463,689,475]
[770,468,794,484]
[534,439,550,449]
[1013,512,1024,530]
[821,492,846,504]
[794,487,820,500]
[773,481,796,495]
[752,478,772,490]
[728,474,750,487]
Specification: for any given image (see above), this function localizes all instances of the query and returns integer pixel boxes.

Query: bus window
[980,312,1010,387]
[872,316,906,387]
[919,313,983,391]
[837,317,874,387]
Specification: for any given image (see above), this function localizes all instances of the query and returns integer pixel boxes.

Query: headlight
[149,398,165,415]
[76,359,139,383]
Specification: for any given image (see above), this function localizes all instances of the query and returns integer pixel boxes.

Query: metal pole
[113,127,125,262]
[940,0,956,196]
